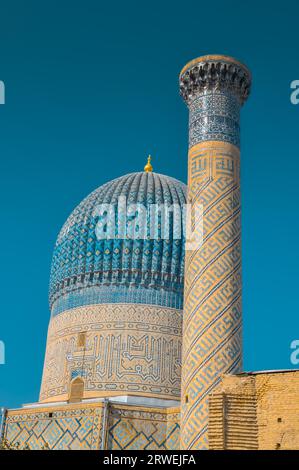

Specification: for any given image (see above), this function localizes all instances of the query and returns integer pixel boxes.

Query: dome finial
[144,155,153,172]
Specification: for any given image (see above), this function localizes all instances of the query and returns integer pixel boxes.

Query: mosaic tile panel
[107,407,180,450]
[4,407,102,450]
[188,92,240,147]
[3,404,180,451]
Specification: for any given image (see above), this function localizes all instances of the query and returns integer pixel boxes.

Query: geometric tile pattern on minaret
[179,55,251,449]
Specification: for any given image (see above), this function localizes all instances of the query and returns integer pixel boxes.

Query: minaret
[179,55,251,449]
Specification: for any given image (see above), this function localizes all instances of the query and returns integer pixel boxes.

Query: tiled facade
[107,406,180,450]
[40,171,186,406]
[3,54,299,451]
[180,55,251,449]
[3,403,180,450]
[40,304,182,403]
[50,171,187,315]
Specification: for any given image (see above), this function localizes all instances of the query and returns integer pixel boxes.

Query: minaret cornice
[179,55,251,105]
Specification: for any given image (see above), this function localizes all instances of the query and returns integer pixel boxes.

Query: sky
[0,0,299,408]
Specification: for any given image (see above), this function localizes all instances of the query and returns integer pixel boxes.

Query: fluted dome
[50,172,187,316]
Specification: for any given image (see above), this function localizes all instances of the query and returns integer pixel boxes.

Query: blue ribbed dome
[50,172,187,316]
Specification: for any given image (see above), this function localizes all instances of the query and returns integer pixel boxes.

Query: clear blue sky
[0,0,299,408]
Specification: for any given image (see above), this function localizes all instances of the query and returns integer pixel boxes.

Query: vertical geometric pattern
[181,141,243,449]
[179,55,251,450]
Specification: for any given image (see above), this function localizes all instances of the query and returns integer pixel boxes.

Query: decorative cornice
[179,55,251,105]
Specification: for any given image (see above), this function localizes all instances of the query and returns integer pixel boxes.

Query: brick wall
[255,372,299,449]
[209,371,299,449]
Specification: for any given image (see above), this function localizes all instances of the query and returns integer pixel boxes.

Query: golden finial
[144,155,153,172]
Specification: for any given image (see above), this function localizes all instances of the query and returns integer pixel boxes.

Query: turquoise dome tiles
[50,172,187,316]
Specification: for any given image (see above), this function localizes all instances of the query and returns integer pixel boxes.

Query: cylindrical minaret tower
[179,55,251,449]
